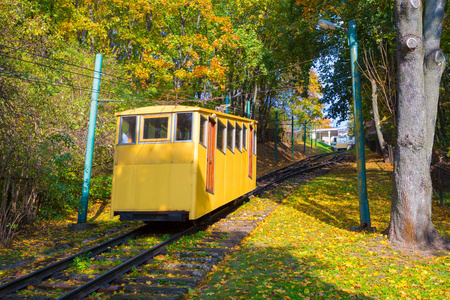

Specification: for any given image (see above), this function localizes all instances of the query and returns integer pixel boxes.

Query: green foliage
[89,175,113,203]
[72,253,93,273]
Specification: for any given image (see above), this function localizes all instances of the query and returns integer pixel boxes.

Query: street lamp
[318,19,373,231]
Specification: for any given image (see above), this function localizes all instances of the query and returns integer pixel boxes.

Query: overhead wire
[0,45,215,103]
[0,45,348,110]
[0,44,96,73]
[0,50,132,87]
[0,52,97,81]
[0,70,96,93]
[0,68,200,104]
[0,43,128,81]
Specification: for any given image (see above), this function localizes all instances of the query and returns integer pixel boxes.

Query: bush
[89,175,113,203]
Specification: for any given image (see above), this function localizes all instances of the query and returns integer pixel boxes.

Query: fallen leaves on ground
[0,202,140,281]
[191,153,450,299]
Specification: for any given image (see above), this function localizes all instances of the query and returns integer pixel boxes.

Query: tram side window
[254,130,257,155]
[227,121,235,153]
[236,123,242,152]
[217,120,226,153]
[120,116,136,144]
[243,124,248,150]
[199,114,207,146]
[142,116,170,141]
[176,113,193,141]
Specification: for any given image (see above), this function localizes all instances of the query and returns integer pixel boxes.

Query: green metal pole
[348,20,371,228]
[310,122,313,149]
[303,121,306,153]
[77,54,103,224]
[225,94,230,114]
[275,111,278,162]
[291,115,294,157]
[247,99,251,119]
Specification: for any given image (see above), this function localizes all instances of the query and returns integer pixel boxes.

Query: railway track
[0,151,345,299]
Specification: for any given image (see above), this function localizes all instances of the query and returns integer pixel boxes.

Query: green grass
[317,141,334,152]
[190,154,450,300]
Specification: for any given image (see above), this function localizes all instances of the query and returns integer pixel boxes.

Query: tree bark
[423,0,447,165]
[387,0,449,250]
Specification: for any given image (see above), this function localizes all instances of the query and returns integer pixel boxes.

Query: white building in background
[315,127,349,145]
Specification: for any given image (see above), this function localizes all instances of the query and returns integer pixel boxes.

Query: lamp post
[318,19,372,230]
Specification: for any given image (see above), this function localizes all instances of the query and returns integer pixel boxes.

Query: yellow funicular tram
[111,105,257,221]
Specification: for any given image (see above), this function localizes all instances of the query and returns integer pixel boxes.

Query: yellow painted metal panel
[233,148,243,198]
[168,163,193,211]
[111,165,136,211]
[214,149,226,208]
[225,147,234,203]
[134,164,170,210]
[243,141,250,193]
[111,106,257,220]
[195,143,212,219]
[190,112,199,219]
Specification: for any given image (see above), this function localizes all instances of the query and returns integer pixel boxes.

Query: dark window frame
[140,114,172,143]
[243,124,248,151]
[253,129,257,155]
[174,112,193,142]
[199,114,208,148]
[217,119,226,154]
[227,121,235,153]
[119,116,137,145]
[235,123,242,152]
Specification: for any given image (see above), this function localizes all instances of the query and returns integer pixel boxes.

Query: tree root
[383,225,450,252]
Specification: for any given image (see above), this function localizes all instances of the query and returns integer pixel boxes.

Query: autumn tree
[387,0,449,249]
[290,70,324,122]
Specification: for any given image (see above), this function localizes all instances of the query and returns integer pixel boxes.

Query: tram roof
[116,105,257,123]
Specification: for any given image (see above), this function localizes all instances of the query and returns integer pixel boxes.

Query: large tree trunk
[387,0,448,250]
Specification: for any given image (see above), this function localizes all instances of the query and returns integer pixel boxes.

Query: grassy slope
[191,153,450,300]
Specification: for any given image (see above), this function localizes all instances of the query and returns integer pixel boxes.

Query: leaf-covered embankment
[192,153,450,299]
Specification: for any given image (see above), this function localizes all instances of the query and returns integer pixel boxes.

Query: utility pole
[348,20,371,229]
[275,111,278,162]
[76,54,103,227]
[303,121,306,153]
[225,94,230,114]
[291,115,294,157]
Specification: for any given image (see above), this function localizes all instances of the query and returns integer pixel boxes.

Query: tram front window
[176,113,193,141]
[120,116,136,144]
[142,116,169,141]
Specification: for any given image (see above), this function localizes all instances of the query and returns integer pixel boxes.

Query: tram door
[248,125,254,178]
[206,117,216,193]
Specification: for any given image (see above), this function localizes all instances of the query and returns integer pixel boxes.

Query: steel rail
[270,153,335,181]
[59,151,345,299]
[254,151,345,195]
[58,182,267,299]
[0,151,345,299]
[257,152,335,182]
[0,225,150,296]
[57,226,199,300]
